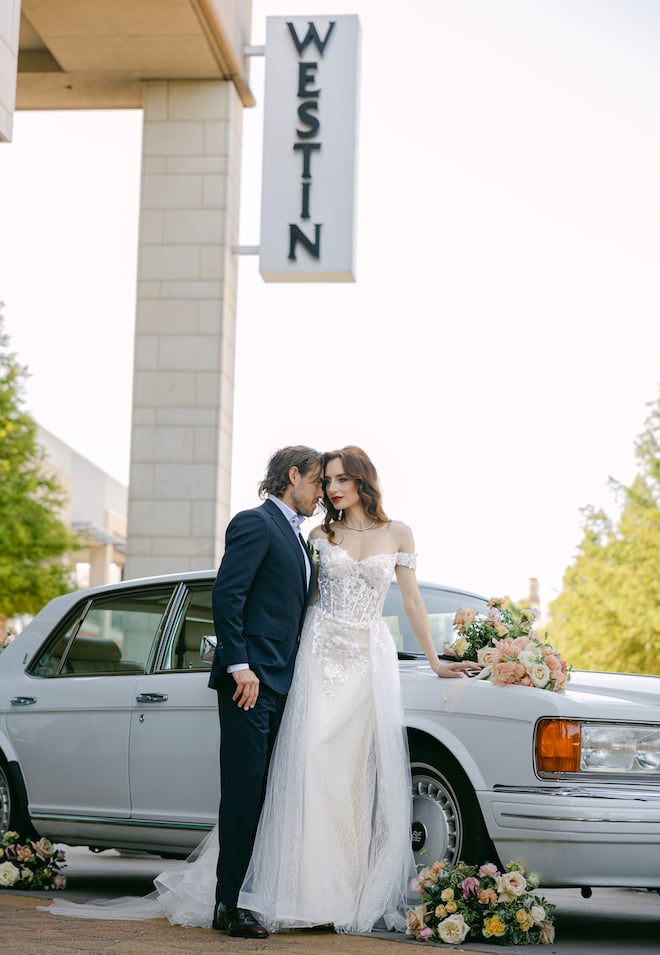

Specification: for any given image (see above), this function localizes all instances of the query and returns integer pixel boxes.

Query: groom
[209,446,323,938]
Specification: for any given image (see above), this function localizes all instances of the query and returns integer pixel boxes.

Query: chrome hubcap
[411,769,460,867]
[0,766,10,835]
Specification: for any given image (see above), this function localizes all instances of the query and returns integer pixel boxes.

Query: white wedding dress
[43,540,416,933]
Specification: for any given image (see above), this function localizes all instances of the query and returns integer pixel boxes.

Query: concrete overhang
[16,0,255,110]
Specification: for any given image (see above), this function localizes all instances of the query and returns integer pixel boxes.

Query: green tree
[547,393,660,674]
[0,313,80,640]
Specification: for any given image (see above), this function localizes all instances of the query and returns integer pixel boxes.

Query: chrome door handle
[10,696,37,706]
[135,693,169,703]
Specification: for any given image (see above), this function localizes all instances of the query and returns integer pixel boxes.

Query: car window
[382,585,488,656]
[158,586,215,671]
[30,588,176,677]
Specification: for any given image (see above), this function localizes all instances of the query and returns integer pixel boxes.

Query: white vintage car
[1,570,659,892]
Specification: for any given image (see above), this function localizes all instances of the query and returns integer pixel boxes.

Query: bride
[43,445,476,932]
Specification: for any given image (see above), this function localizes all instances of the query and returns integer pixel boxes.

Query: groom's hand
[232,668,260,709]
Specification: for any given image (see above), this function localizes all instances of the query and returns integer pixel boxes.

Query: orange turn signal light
[536,719,581,773]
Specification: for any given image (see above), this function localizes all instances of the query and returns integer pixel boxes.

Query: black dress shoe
[212,904,228,931]
[224,907,269,938]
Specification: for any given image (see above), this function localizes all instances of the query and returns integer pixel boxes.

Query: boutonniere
[306,539,320,567]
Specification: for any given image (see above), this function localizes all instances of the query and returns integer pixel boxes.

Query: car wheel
[410,742,497,869]
[0,756,36,839]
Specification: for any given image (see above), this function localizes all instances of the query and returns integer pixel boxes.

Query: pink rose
[478,862,499,878]
[417,927,433,941]
[462,876,480,898]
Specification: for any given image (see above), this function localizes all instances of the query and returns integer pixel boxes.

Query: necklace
[341,518,377,532]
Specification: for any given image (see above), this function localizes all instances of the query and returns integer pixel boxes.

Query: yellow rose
[434,904,447,919]
[445,900,457,914]
[482,915,506,938]
[454,637,469,657]
[516,909,534,931]
[440,887,454,902]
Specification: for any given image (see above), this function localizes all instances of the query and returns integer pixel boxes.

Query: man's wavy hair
[321,445,389,539]
[258,445,322,500]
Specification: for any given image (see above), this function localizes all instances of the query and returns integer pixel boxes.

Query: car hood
[562,669,660,712]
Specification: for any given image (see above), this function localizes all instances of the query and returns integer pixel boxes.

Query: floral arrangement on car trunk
[446,598,570,692]
[0,831,67,890]
[406,858,556,945]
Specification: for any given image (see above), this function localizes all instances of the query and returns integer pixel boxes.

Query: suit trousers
[215,680,286,909]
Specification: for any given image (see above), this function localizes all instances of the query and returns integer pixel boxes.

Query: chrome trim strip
[499,810,658,823]
[31,813,213,832]
[492,785,660,800]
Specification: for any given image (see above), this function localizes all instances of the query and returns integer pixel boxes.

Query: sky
[1,0,659,614]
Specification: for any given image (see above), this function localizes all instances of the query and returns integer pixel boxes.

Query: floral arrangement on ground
[406,858,556,945]
[0,831,67,890]
[446,597,570,691]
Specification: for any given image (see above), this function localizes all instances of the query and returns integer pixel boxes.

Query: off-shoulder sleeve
[395,552,417,569]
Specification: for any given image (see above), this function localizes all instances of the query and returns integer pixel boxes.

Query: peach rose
[496,870,527,901]
[478,888,498,905]
[540,919,556,943]
[477,645,504,667]
[454,607,477,628]
[405,905,427,936]
[491,661,526,685]
[33,838,54,860]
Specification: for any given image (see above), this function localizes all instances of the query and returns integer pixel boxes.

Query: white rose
[0,861,20,887]
[529,662,551,688]
[531,904,546,925]
[437,913,469,944]
[518,649,539,669]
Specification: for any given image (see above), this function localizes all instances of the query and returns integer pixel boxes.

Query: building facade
[5,1,255,578]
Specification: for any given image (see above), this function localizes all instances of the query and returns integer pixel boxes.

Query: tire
[409,741,497,869]
[0,755,37,839]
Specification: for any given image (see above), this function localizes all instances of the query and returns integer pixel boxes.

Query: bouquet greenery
[0,831,67,890]
[406,858,556,945]
[446,598,570,692]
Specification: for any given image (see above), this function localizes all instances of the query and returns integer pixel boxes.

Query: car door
[6,585,176,821]
[128,583,219,829]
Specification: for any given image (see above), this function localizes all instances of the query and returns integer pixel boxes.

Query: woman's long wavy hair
[321,446,389,540]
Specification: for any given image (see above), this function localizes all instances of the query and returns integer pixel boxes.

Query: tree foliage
[547,393,660,674]
[0,314,80,634]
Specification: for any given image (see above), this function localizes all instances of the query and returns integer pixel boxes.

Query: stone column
[125,79,242,579]
[0,0,20,142]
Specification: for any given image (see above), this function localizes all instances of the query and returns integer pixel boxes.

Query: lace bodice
[314,539,416,627]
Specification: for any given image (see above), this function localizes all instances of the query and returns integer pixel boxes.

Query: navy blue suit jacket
[209,499,313,695]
